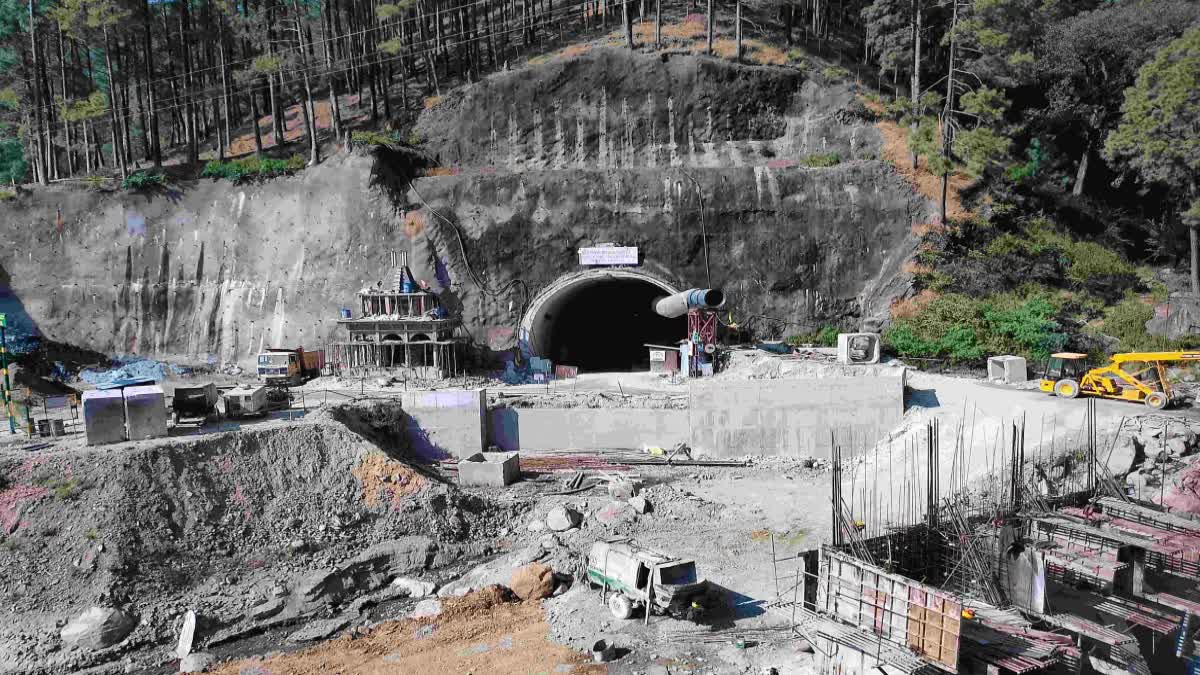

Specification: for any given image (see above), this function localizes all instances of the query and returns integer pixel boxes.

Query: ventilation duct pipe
[653,289,725,318]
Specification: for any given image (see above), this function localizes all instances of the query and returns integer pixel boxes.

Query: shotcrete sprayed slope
[0,49,930,365]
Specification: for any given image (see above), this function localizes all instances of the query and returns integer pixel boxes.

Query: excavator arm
[1110,351,1200,364]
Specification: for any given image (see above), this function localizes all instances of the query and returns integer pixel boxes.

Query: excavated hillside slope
[0,48,930,365]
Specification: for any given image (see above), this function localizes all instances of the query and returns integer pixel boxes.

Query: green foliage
[201,155,305,183]
[0,88,16,110]
[983,218,1136,288]
[959,87,1009,124]
[120,170,165,190]
[1104,27,1200,199]
[0,137,25,184]
[84,528,98,540]
[787,325,840,347]
[61,91,107,122]
[251,54,284,74]
[821,65,851,80]
[1102,295,1157,349]
[884,291,1068,361]
[883,98,909,121]
[351,130,405,149]
[1005,138,1043,183]
[375,3,402,20]
[0,189,14,201]
[800,152,841,167]
[49,0,129,36]
[36,476,80,501]
[953,127,1011,176]
[379,37,404,55]
[83,174,108,190]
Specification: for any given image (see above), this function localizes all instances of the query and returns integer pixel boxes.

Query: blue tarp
[80,358,182,388]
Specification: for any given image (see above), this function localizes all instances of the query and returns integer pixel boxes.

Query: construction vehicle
[584,538,715,622]
[1040,351,1200,410]
[171,382,219,425]
[223,385,268,418]
[256,347,325,386]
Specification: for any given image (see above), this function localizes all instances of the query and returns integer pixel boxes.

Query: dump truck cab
[585,538,713,622]
[257,350,299,384]
[1040,353,1089,396]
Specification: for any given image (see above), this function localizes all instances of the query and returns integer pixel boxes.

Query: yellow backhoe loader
[1040,351,1200,410]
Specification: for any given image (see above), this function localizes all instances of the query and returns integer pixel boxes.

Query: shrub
[787,325,840,347]
[800,152,841,168]
[885,291,1067,362]
[201,155,305,183]
[351,130,405,149]
[121,170,165,191]
[0,190,14,201]
[822,65,851,80]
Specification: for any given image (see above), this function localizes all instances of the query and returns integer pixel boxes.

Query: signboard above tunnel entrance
[578,246,639,266]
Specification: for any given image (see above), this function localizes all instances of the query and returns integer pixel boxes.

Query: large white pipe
[653,288,726,318]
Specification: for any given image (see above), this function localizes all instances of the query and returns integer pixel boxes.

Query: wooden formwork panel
[818,547,961,673]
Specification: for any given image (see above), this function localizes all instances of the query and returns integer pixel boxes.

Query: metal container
[340,308,352,319]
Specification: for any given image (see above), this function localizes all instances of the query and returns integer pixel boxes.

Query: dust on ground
[213,587,605,675]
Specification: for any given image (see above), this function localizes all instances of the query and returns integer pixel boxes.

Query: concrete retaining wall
[486,368,905,457]
[688,370,906,459]
[489,408,690,452]
[400,389,486,459]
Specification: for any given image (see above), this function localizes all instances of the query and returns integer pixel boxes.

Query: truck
[256,347,325,386]
[171,382,219,425]
[584,538,716,622]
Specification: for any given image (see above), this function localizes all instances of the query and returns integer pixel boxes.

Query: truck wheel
[1054,379,1080,399]
[1145,392,1168,410]
[608,594,634,620]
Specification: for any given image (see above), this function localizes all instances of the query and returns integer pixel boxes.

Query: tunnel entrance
[523,271,685,373]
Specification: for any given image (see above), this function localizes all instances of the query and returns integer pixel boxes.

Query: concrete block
[987,355,1028,384]
[123,385,168,441]
[457,451,520,487]
[837,333,881,365]
[81,390,126,446]
[400,388,486,459]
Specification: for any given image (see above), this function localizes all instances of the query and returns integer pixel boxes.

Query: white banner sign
[649,350,666,362]
[579,246,639,266]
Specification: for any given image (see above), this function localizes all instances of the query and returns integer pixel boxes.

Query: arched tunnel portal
[520,270,686,372]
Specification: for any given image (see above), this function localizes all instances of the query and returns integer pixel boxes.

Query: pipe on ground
[653,288,725,318]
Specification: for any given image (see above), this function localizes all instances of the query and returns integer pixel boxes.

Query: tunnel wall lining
[518,268,681,358]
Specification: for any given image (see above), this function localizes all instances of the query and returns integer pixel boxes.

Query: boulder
[594,501,635,526]
[607,478,640,500]
[527,519,547,533]
[410,599,443,619]
[391,577,436,598]
[179,652,213,673]
[60,607,136,651]
[546,507,582,532]
[1147,296,1200,339]
[509,563,555,601]
[438,546,543,598]
[175,610,197,658]
[1107,440,1138,476]
[628,496,651,514]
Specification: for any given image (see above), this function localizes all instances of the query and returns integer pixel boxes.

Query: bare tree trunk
[910,0,920,170]
[103,26,128,179]
[735,0,742,62]
[1073,138,1090,197]
[1191,224,1199,297]
[654,0,661,47]
[623,0,633,48]
[28,0,47,184]
[706,0,713,55]
[939,0,958,225]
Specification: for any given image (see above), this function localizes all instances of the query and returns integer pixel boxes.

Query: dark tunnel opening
[538,278,686,372]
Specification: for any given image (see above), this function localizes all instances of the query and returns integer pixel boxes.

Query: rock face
[0,50,926,369]
[1147,296,1200,339]
[60,607,136,651]
[392,577,437,598]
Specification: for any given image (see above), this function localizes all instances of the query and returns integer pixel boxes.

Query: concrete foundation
[123,385,168,441]
[400,389,486,459]
[489,408,690,453]
[458,452,520,487]
[82,390,126,446]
